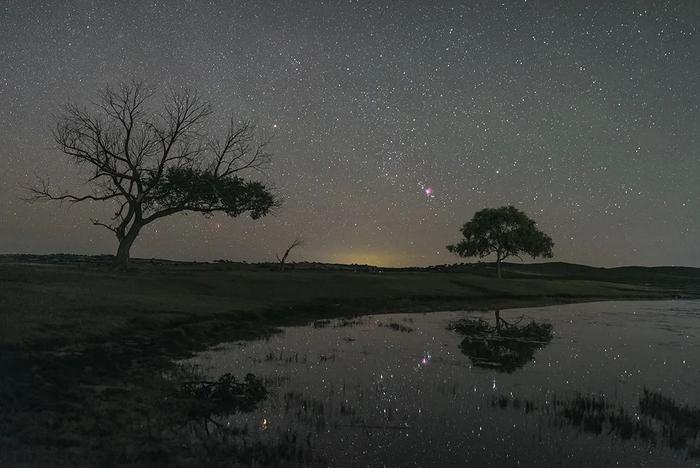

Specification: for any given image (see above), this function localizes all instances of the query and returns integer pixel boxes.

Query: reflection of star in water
[419,352,431,366]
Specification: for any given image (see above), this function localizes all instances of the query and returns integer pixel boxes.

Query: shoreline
[1,259,698,466]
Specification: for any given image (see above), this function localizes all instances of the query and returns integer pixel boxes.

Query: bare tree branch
[90,218,119,234]
[26,179,121,204]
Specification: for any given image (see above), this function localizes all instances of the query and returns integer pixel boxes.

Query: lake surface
[181,300,700,467]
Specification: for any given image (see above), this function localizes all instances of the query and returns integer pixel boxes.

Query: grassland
[1,254,698,466]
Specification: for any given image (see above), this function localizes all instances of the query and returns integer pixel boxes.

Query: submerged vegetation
[491,388,700,458]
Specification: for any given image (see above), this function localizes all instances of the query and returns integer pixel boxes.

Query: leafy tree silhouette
[447,206,554,278]
[450,310,554,372]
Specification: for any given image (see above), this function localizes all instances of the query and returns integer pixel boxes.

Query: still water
[182,300,700,467]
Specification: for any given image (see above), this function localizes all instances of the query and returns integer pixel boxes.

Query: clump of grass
[263,351,307,364]
[377,321,414,332]
[333,318,366,328]
[492,389,700,458]
[639,388,700,451]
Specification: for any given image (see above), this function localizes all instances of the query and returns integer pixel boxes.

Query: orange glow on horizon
[326,251,414,268]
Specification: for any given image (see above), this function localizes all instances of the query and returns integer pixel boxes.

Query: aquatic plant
[378,321,415,332]
[491,388,700,458]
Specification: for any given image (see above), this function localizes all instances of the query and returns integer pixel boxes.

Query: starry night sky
[1,1,698,267]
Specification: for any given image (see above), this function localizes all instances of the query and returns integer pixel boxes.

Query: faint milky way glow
[0,1,698,267]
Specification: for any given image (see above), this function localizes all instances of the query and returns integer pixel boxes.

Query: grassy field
[1,254,698,466]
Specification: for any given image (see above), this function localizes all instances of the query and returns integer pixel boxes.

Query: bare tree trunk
[114,237,134,271]
[113,225,141,271]
[277,237,303,272]
[496,255,502,279]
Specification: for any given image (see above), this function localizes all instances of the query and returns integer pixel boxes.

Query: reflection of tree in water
[449,310,554,373]
[158,368,321,466]
[175,371,268,420]
[491,388,700,458]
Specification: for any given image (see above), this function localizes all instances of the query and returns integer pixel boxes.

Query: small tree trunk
[113,225,141,271]
[496,256,502,279]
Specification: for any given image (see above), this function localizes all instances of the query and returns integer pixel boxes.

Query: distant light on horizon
[328,251,413,268]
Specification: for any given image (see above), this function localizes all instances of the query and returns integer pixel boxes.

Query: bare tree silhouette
[276,236,304,271]
[28,81,278,270]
